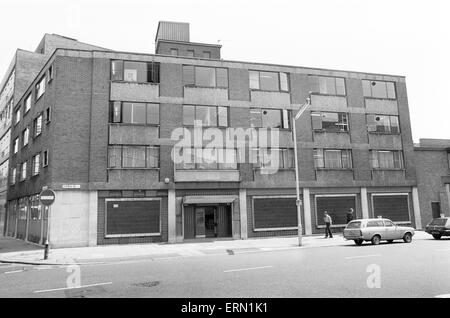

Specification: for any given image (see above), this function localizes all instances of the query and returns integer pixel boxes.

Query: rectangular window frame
[107,145,160,169]
[313,149,353,170]
[182,65,228,88]
[362,80,397,100]
[249,70,290,92]
[311,75,347,96]
[32,154,40,176]
[370,150,404,170]
[311,112,349,132]
[35,75,46,100]
[182,105,229,128]
[110,60,160,84]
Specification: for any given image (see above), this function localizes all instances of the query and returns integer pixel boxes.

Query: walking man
[346,208,354,224]
[324,211,333,238]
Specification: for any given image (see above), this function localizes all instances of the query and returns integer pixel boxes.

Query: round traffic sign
[40,189,56,206]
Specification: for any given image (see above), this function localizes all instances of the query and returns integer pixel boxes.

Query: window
[203,51,211,58]
[32,154,40,176]
[182,65,228,88]
[25,94,32,113]
[187,50,195,57]
[13,138,19,154]
[250,108,290,129]
[311,76,346,96]
[47,65,54,82]
[367,115,400,133]
[110,102,159,125]
[182,105,228,127]
[175,147,238,170]
[14,108,20,125]
[314,149,353,169]
[362,80,396,99]
[42,150,49,167]
[367,220,384,227]
[108,146,160,169]
[22,127,29,146]
[20,162,27,181]
[34,114,43,136]
[254,148,295,169]
[35,76,46,100]
[249,71,289,92]
[45,107,51,124]
[110,60,160,83]
[170,48,178,56]
[370,150,404,169]
[10,168,16,185]
[311,112,349,132]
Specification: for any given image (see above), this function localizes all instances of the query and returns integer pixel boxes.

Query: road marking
[435,294,450,298]
[345,254,381,260]
[4,270,24,274]
[33,282,112,293]
[224,265,273,273]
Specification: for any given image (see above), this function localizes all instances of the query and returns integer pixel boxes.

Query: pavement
[0,231,433,265]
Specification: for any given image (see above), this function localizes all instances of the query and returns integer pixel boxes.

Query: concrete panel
[174,170,240,182]
[183,86,228,105]
[159,63,183,97]
[313,132,351,148]
[311,95,347,110]
[239,188,248,239]
[107,169,160,188]
[365,98,398,114]
[349,113,369,144]
[368,134,403,150]
[316,170,354,183]
[371,170,406,184]
[110,82,159,102]
[109,125,160,145]
[250,91,291,108]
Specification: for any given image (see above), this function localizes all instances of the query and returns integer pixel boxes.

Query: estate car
[425,217,450,239]
[343,218,415,246]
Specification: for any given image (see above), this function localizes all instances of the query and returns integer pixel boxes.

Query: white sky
[1,0,449,142]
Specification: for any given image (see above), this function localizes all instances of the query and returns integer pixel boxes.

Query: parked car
[343,218,415,246]
[425,217,450,239]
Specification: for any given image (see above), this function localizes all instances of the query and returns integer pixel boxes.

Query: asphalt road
[0,237,449,298]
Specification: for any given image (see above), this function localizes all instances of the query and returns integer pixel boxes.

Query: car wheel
[432,234,442,240]
[387,240,394,243]
[371,235,381,245]
[403,232,413,243]
[354,239,363,246]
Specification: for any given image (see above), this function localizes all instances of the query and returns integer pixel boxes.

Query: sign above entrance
[40,189,56,206]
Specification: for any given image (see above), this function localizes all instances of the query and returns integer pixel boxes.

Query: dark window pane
[262,109,281,128]
[110,101,121,123]
[187,50,194,57]
[111,60,123,81]
[390,116,400,133]
[183,106,195,125]
[151,63,160,83]
[259,71,279,91]
[146,103,159,125]
[195,67,215,87]
[216,68,228,87]
[321,112,339,132]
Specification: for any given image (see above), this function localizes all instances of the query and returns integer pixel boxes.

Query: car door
[383,220,396,239]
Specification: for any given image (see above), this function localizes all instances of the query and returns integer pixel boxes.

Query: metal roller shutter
[253,198,297,229]
[106,200,160,236]
[372,195,410,222]
[316,196,356,226]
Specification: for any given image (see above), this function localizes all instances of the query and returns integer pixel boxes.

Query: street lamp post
[292,97,311,246]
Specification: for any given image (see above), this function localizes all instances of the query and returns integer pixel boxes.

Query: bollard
[44,240,49,260]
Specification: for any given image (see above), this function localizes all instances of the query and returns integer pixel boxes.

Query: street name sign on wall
[40,189,56,206]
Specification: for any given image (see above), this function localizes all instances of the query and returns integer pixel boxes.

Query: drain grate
[133,281,160,288]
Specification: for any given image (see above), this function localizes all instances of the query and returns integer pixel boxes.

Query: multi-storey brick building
[414,139,450,226]
[4,22,425,247]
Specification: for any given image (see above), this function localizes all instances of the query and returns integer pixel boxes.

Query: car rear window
[430,218,447,226]
[347,221,362,229]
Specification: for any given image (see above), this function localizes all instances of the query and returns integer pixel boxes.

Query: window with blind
[182,66,228,88]
[367,114,400,133]
[362,80,396,99]
[370,150,404,169]
[111,60,160,83]
[314,149,353,169]
[108,146,160,169]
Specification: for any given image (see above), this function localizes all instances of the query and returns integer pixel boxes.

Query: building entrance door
[184,204,232,240]
[431,202,441,219]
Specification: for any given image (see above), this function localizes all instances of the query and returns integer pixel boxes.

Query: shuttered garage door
[372,195,410,222]
[253,198,297,229]
[106,200,160,236]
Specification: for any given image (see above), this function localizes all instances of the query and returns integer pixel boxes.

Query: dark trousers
[325,222,333,238]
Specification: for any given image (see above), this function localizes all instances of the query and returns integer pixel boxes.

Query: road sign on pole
[39,188,55,259]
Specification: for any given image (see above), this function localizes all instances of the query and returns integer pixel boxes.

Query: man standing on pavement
[346,208,354,224]
[324,211,333,238]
